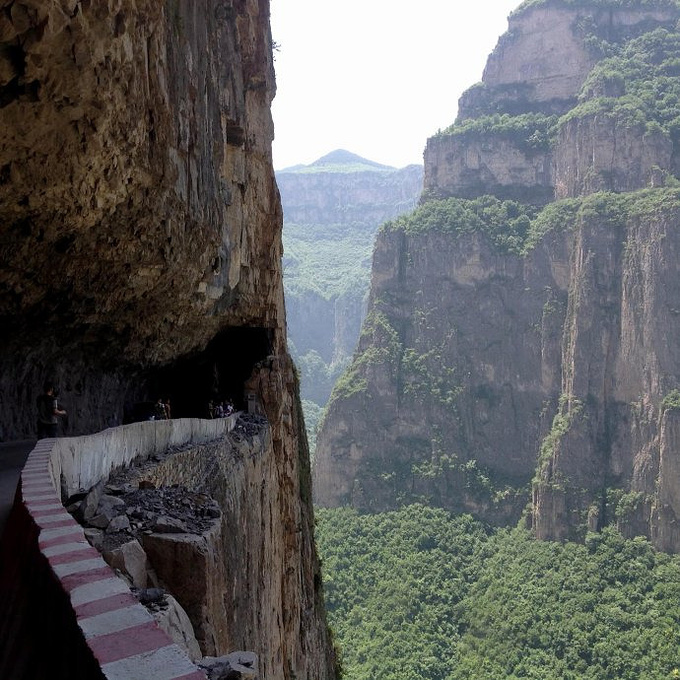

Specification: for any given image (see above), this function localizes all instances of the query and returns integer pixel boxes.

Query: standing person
[153,397,167,420]
[36,383,67,439]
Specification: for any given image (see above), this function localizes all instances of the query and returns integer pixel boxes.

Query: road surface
[0,440,35,539]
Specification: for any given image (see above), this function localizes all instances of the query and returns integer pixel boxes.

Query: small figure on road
[153,397,168,420]
[36,383,67,439]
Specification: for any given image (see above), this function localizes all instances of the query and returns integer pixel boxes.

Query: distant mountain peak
[278,149,400,174]
[312,150,392,169]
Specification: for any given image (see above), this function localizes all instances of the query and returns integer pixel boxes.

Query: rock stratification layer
[0,1,336,677]
[314,0,680,550]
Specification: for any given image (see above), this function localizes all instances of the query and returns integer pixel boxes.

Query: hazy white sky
[270,0,520,170]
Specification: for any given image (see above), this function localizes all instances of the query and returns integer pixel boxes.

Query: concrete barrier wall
[0,417,237,680]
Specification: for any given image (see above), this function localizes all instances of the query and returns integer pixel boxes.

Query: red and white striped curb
[19,439,208,680]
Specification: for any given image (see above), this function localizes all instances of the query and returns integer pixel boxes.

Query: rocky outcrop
[457,4,678,120]
[423,134,553,204]
[314,0,680,550]
[425,3,679,203]
[313,225,569,524]
[553,115,671,198]
[533,195,680,545]
[0,1,336,677]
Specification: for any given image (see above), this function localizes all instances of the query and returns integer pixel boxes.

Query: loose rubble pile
[229,414,267,440]
[67,481,222,552]
[65,476,225,663]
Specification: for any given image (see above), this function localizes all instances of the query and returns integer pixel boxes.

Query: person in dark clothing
[36,383,67,439]
[153,397,168,420]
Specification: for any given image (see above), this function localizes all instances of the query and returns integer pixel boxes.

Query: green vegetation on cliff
[381,187,680,256]
[443,17,680,152]
[662,388,680,410]
[513,0,680,16]
[381,196,535,254]
[328,310,401,402]
[317,505,680,680]
[437,113,558,154]
[535,396,584,481]
[563,28,680,134]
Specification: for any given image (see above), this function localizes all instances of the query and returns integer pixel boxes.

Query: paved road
[0,440,35,539]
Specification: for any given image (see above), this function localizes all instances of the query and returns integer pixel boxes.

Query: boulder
[104,483,131,496]
[153,515,187,533]
[95,494,126,522]
[199,652,258,679]
[103,539,150,588]
[106,515,131,533]
[136,588,167,606]
[83,528,104,550]
[81,481,105,521]
[88,513,111,530]
[153,594,202,662]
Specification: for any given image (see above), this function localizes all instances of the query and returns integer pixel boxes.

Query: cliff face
[0,0,282,437]
[456,4,678,120]
[313,227,568,523]
[121,412,330,678]
[553,115,672,198]
[423,134,553,204]
[534,195,680,545]
[425,3,678,203]
[0,1,336,677]
[314,0,680,549]
[278,152,423,229]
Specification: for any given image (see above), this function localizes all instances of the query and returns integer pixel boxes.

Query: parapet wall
[0,417,237,680]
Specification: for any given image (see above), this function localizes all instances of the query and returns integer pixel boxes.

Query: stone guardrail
[0,416,238,680]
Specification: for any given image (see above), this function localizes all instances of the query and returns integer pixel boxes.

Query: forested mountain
[313,0,680,549]
[278,150,422,449]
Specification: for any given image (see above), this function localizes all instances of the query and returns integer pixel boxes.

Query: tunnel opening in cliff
[146,327,274,419]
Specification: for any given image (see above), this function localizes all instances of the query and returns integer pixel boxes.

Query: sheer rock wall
[0,0,280,437]
[425,3,678,204]
[313,228,569,524]
[533,203,680,546]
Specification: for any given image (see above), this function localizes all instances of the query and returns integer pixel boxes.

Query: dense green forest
[316,505,680,680]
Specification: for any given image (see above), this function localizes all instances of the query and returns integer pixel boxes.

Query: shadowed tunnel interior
[135,327,274,421]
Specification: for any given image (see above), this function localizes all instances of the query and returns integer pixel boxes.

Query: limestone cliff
[314,0,680,549]
[425,2,679,204]
[313,225,568,523]
[0,0,336,677]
